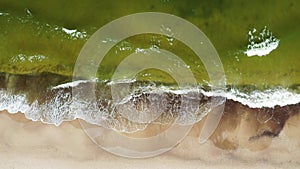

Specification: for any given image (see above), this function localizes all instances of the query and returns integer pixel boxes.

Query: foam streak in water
[52,79,97,89]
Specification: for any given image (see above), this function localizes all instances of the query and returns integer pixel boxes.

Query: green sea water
[0,0,299,90]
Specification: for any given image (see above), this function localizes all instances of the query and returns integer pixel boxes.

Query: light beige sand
[1,111,300,169]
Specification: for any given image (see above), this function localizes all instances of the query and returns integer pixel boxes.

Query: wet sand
[1,105,300,169]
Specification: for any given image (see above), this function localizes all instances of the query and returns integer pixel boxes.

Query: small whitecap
[244,27,280,57]
[61,27,87,39]
[10,54,47,63]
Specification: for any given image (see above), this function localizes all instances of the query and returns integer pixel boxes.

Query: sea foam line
[33,80,300,109]
[1,84,299,126]
[201,88,300,108]
[51,79,98,89]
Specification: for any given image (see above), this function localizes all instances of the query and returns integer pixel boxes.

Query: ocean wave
[1,81,212,130]
[1,81,300,131]
[201,87,300,108]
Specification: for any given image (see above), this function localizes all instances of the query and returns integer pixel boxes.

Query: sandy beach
[1,109,300,169]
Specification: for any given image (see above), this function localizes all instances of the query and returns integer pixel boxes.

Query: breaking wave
[1,79,299,133]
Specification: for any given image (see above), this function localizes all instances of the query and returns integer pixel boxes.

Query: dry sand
[1,110,300,169]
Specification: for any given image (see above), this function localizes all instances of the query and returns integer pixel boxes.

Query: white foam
[244,27,280,57]
[244,41,279,57]
[107,78,137,85]
[0,90,30,114]
[202,88,300,108]
[62,28,77,34]
[10,54,47,63]
[52,79,96,89]
[1,85,299,126]
[0,12,9,16]
[61,27,87,39]
[99,82,300,108]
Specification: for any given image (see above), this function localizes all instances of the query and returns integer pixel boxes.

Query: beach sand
[1,109,300,169]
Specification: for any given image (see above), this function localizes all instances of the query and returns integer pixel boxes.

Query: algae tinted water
[0,0,299,87]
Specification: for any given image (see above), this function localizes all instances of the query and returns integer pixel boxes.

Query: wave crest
[1,80,299,132]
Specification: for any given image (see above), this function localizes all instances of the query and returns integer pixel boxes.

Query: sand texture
[1,109,300,169]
